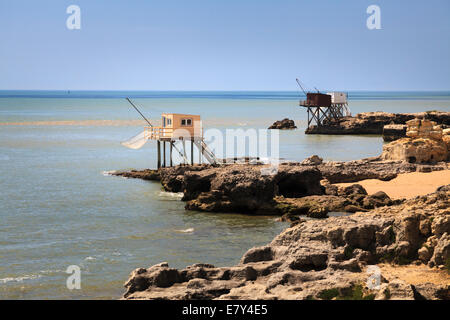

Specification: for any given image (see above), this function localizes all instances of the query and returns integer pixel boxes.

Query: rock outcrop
[112,169,160,181]
[182,165,324,214]
[305,111,450,135]
[113,157,448,216]
[268,118,297,130]
[382,124,407,142]
[382,119,449,163]
[275,184,397,219]
[123,185,450,300]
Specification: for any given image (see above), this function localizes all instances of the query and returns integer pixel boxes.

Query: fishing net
[121,130,148,149]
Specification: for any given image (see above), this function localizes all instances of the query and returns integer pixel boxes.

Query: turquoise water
[0,91,449,299]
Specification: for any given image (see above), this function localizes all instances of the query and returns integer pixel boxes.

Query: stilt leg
[170,141,173,167]
[157,140,161,169]
[182,140,187,165]
[191,139,194,165]
[163,141,166,167]
[198,139,202,164]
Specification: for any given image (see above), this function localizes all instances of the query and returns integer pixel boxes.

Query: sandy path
[336,170,450,199]
[377,264,450,286]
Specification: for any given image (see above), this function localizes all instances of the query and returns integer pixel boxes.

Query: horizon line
[1,89,450,93]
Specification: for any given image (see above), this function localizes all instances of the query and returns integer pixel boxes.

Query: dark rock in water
[268,118,297,130]
[123,185,450,300]
[383,124,407,142]
[305,111,450,135]
[159,165,212,192]
[112,169,160,181]
[183,165,324,214]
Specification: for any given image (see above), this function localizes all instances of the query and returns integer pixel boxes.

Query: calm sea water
[0,91,449,299]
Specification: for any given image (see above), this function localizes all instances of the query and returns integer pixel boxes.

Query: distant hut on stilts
[296,78,351,130]
[122,98,217,168]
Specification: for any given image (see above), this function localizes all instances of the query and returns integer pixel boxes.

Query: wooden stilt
[157,140,161,169]
[170,141,173,167]
[198,139,202,164]
[163,141,166,167]
[182,139,187,165]
[191,139,194,165]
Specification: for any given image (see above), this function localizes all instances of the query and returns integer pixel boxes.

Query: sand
[377,263,450,286]
[336,170,450,200]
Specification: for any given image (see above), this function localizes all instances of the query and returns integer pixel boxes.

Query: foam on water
[158,191,184,199]
[175,228,195,233]
[0,274,42,284]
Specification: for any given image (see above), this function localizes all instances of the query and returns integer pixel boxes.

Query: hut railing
[144,126,174,140]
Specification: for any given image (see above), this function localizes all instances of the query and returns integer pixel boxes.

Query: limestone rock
[383,124,407,142]
[382,119,449,163]
[112,169,160,181]
[382,138,447,164]
[123,186,450,300]
[301,155,323,165]
[429,233,450,267]
[268,118,297,130]
[306,111,450,135]
[375,279,415,300]
[183,165,324,214]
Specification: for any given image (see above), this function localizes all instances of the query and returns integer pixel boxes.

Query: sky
[0,0,449,91]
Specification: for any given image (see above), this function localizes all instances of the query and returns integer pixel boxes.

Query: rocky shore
[116,119,450,300]
[113,157,448,218]
[305,111,450,137]
[123,185,450,300]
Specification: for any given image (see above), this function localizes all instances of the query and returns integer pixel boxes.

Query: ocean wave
[0,274,41,284]
[158,191,184,199]
[102,170,117,176]
[175,228,194,233]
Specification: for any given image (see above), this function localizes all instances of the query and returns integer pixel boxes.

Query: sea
[0,91,449,299]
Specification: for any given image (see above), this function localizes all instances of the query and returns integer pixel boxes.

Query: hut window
[167,118,172,126]
[181,118,193,126]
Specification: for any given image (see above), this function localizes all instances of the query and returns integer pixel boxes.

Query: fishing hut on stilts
[123,98,217,168]
[296,78,351,128]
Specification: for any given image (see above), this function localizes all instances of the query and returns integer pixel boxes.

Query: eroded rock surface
[306,111,450,135]
[383,124,407,142]
[268,118,297,130]
[123,186,450,300]
[113,158,448,215]
[382,119,449,163]
[182,165,324,214]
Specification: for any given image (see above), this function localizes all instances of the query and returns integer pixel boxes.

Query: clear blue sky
[0,0,449,91]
